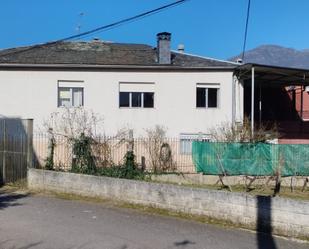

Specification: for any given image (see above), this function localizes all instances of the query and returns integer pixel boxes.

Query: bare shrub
[43,107,103,171]
[144,125,175,173]
[209,117,279,142]
[44,107,102,139]
[91,129,132,168]
[92,136,113,167]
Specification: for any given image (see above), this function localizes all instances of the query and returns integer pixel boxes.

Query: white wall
[0,69,239,137]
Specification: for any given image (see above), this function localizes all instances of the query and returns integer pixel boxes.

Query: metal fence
[0,119,33,184]
[33,134,196,173]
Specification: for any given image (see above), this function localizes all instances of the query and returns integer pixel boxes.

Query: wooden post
[141,156,146,171]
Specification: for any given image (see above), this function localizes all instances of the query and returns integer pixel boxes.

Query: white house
[0,33,243,140]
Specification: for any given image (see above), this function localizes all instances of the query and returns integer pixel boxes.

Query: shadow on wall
[256,196,277,249]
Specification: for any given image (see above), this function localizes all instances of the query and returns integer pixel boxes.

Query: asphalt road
[0,190,307,249]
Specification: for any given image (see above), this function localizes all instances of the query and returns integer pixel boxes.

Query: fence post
[26,119,34,169]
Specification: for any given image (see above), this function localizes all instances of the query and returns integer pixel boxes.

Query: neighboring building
[0,32,243,139]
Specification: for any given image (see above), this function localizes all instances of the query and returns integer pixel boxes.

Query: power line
[241,0,251,61]
[63,0,189,41]
[0,0,189,58]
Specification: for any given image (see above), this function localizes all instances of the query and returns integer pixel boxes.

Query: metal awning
[235,63,309,86]
[234,63,309,136]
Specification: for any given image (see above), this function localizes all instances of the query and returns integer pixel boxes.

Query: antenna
[76,12,84,35]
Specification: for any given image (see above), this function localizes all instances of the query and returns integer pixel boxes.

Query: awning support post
[251,67,255,137]
[301,86,304,120]
[259,83,262,128]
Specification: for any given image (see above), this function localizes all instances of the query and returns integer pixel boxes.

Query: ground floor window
[179,133,210,155]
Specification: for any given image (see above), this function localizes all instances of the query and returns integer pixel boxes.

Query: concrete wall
[0,69,242,136]
[28,168,309,239]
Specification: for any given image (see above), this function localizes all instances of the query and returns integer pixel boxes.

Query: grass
[150,180,309,201]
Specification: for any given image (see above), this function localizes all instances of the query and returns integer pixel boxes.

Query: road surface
[0,190,307,249]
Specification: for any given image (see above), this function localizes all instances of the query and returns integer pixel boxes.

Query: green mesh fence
[192,142,309,176]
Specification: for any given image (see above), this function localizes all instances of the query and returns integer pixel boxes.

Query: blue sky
[1,0,309,59]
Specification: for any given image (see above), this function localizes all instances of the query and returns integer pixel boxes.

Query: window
[119,92,154,108]
[58,87,84,107]
[119,92,130,107]
[180,134,210,155]
[144,92,154,107]
[119,82,155,108]
[196,84,220,108]
[132,92,142,107]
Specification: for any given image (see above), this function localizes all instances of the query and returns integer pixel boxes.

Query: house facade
[0,33,243,139]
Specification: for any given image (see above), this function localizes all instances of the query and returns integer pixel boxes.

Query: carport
[234,63,309,138]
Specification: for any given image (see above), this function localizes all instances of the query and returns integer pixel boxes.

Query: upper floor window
[58,81,84,107]
[119,82,154,108]
[196,84,220,108]
[119,92,154,108]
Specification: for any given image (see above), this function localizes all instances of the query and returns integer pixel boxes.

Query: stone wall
[28,168,309,239]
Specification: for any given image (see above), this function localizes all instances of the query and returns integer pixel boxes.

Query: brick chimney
[157,32,171,64]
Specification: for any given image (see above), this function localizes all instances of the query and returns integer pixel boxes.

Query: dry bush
[44,107,103,139]
[144,125,175,173]
[43,107,103,170]
[91,129,133,167]
[209,117,279,142]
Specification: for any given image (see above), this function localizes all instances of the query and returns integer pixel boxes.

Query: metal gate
[0,118,33,184]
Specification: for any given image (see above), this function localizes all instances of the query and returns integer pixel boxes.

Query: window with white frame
[58,81,84,107]
[119,82,154,108]
[196,83,220,108]
[180,133,210,155]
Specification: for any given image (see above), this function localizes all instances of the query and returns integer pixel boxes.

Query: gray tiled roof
[0,41,236,68]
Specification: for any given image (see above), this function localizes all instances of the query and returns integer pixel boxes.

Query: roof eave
[0,63,236,71]
[236,62,309,73]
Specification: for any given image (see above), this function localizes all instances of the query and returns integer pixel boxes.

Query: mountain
[229,45,309,69]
